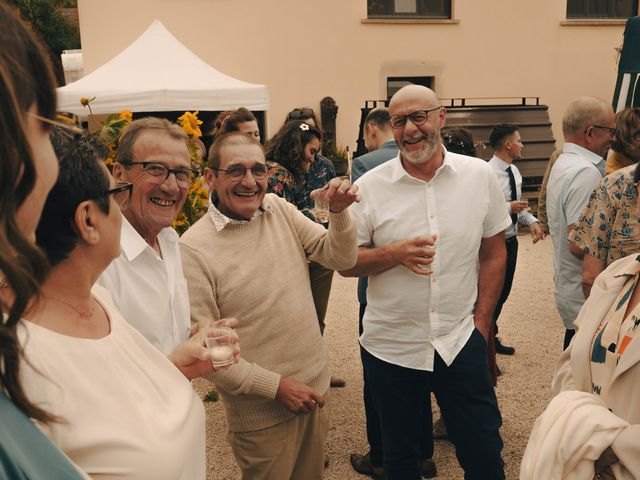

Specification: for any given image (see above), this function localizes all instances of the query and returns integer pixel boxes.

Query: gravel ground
[194,232,562,479]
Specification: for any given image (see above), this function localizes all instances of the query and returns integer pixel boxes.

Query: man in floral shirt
[569,163,640,298]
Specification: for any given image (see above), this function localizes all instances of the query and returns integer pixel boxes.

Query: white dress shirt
[351,148,511,371]
[546,142,604,328]
[488,155,539,238]
[96,216,190,355]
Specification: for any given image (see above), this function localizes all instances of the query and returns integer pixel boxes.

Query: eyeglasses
[388,106,442,129]
[118,161,195,188]
[214,163,269,182]
[287,108,315,120]
[591,125,618,138]
[27,111,85,137]
[106,182,133,210]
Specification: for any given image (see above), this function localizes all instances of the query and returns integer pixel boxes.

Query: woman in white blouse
[20,130,237,480]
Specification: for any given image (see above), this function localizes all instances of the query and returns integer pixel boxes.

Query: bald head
[387,85,445,172]
[389,85,439,111]
[562,97,613,137]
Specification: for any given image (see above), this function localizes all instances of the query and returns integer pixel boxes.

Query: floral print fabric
[266,154,336,223]
[570,164,640,265]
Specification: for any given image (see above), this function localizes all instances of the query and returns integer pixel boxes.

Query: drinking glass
[204,326,234,368]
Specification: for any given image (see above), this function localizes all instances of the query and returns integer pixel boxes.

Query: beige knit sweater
[179,193,357,432]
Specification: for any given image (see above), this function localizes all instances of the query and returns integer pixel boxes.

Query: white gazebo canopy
[57,20,269,115]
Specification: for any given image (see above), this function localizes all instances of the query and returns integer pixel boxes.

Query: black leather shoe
[495,337,515,355]
[420,457,437,478]
[349,452,385,480]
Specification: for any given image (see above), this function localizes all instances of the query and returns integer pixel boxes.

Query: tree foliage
[9,0,80,84]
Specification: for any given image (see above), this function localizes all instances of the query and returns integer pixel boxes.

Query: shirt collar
[390,145,455,182]
[563,142,605,167]
[120,215,178,262]
[489,155,511,170]
[381,139,397,149]
[207,193,270,232]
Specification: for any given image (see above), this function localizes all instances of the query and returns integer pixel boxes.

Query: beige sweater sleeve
[180,241,282,399]
[281,197,358,270]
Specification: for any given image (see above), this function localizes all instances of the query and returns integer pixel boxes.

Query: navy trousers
[493,236,518,334]
[362,329,505,480]
[358,304,433,467]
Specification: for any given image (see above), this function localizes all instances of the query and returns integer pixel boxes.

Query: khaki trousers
[227,395,330,480]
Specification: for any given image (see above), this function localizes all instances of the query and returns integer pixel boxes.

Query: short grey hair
[115,117,188,164]
[562,97,611,137]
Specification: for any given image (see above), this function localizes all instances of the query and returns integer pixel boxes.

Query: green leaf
[99,126,119,144]
[203,388,219,402]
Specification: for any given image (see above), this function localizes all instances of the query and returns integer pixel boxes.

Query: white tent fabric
[57,20,269,115]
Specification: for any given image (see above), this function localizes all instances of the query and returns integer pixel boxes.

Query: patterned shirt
[570,164,640,266]
[590,261,640,402]
[266,154,336,223]
[302,154,336,209]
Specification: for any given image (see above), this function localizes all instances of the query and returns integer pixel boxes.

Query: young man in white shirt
[487,124,545,357]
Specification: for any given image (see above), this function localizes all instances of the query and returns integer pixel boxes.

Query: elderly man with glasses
[180,132,358,480]
[546,96,616,350]
[96,117,196,354]
[341,85,510,479]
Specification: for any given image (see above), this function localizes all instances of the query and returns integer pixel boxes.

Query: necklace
[46,296,94,320]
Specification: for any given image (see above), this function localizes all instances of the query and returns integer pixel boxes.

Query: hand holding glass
[313,194,329,223]
[204,326,235,368]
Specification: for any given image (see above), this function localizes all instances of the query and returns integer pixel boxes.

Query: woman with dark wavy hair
[264,120,323,220]
[0,3,89,478]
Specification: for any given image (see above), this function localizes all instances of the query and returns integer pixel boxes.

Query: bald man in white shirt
[341,85,510,480]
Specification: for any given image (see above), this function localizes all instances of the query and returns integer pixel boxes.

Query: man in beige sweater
[180,132,359,480]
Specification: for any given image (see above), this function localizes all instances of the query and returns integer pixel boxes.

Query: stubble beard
[400,129,440,165]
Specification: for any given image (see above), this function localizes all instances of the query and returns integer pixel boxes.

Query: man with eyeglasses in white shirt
[546,97,616,350]
[96,117,195,354]
[342,85,510,479]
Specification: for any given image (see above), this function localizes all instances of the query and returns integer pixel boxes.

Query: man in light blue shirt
[546,97,616,349]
